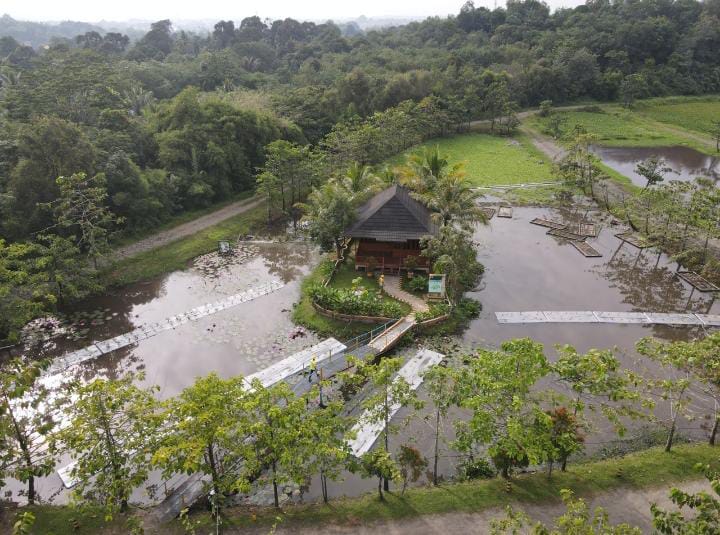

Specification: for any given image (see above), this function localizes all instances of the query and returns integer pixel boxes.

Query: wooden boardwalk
[572,241,602,258]
[496,311,720,326]
[47,280,285,375]
[368,316,417,355]
[347,349,445,457]
[677,271,720,292]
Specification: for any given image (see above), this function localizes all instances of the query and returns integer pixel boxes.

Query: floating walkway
[475,181,558,190]
[47,280,285,374]
[347,348,445,457]
[496,311,720,326]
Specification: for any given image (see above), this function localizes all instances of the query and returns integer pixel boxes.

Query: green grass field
[527,109,686,147]
[397,132,556,187]
[634,96,720,137]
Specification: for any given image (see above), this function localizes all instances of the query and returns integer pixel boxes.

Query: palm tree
[337,162,384,203]
[122,84,155,116]
[401,146,487,230]
[401,145,451,194]
[421,172,487,230]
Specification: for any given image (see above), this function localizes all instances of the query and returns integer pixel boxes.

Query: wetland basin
[591,145,719,187]
[310,205,720,503]
[4,208,720,507]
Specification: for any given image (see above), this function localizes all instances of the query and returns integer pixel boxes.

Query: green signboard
[428,274,446,299]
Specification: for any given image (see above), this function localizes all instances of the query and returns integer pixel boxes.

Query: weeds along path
[238,479,711,535]
[111,195,264,261]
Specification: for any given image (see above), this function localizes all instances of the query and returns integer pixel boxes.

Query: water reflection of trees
[599,244,714,339]
[258,243,317,283]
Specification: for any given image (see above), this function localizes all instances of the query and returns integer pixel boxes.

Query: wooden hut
[345,185,439,274]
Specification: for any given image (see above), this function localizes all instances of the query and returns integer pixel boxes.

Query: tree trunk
[272,461,279,508]
[710,416,719,446]
[378,477,384,501]
[665,420,676,452]
[207,442,220,498]
[561,455,568,472]
[321,471,328,503]
[383,391,390,492]
[433,409,440,486]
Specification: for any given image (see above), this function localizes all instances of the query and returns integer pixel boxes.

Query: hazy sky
[3,0,587,23]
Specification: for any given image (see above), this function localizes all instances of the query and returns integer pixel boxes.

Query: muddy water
[7,210,720,507]
[306,206,720,503]
[2,241,321,505]
[591,145,719,187]
[24,241,322,396]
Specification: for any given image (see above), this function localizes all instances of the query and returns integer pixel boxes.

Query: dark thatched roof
[345,185,439,242]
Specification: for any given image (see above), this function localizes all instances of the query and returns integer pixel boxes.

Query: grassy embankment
[633,95,720,140]
[392,131,564,204]
[111,190,257,248]
[102,203,268,288]
[526,100,719,155]
[292,258,411,339]
[523,102,720,192]
[7,443,717,534]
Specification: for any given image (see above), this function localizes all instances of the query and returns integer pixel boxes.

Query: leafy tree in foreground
[635,156,673,190]
[0,358,57,505]
[637,334,720,445]
[545,407,584,476]
[423,363,458,485]
[304,393,354,504]
[553,345,649,462]
[244,380,313,508]
[396,444,428,494]
[153,374,251,516]
[347,356,423,491]
[359,449,400,502]
[652,464,720,534]
[55,374,161,518]
[454,338,553,478]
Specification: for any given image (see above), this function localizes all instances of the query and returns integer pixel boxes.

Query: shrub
[415,302,450,322]
[407,275,428,294]
[577,105,605,113]
[458,457,496,480]
[310,284,405,318]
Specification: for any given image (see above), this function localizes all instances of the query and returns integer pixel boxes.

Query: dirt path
[234,479,711,534]
[111,195,264,261]
[519,124,566,161]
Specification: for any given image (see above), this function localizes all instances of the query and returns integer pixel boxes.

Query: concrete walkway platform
[496,311,720,326]
[347,348,445,457]
[47,280,285,375]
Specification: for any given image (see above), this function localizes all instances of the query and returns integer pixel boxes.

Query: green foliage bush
[406,275,428,294]
[458,458,496,480]
[415,302,450,322]
[310,284,405,318]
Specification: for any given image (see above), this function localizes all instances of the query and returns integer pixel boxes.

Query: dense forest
[1,0,719,341]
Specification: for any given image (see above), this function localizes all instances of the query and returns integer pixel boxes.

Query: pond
[4,208,720,507]
[591,145,719,187]
[315,205,720,503]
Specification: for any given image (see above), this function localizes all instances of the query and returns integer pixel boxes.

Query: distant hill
[0,14,105,47]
